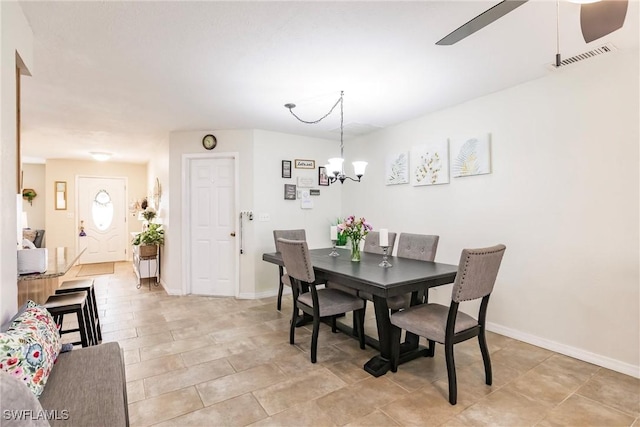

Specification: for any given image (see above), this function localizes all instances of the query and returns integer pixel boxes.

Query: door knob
[230,232,236,237]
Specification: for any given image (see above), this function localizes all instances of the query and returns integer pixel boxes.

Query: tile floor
[61,262,640,426]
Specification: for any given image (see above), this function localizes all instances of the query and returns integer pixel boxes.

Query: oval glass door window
[92,189,114,231]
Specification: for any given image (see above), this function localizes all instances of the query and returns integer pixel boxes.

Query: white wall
[343,51,639,375]
[252,129,343,296]
[22,163,45,230]
[146,137,170,286]
[167,130,254,296]
[1,2,33,323]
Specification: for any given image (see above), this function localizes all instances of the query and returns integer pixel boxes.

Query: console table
[18,247,85,306]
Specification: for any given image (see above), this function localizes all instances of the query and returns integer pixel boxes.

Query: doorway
[77,176,127,264]
[183,153,239,297]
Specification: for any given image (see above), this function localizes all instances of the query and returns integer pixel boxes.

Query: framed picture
[284,184,296,200]
[385,151,409,185]
[410,139,450,186]
[282,160,292,178]
[318,166,329,186]
[450,134,492,177]
[295,159,315,169]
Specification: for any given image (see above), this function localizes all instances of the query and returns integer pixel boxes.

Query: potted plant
[132,223,164,257]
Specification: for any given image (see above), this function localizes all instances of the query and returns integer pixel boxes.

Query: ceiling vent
[549,43,617,69]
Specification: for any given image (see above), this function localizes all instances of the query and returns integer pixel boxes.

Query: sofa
[0,303,129,426]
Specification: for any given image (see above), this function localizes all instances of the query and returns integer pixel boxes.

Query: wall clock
[202,134,217,150]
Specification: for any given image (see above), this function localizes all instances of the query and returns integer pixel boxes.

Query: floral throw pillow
[0,300,61,397]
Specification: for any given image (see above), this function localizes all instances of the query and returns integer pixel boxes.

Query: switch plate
[258,213,270,222]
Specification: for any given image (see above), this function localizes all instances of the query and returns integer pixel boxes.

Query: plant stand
[132,244,160,290]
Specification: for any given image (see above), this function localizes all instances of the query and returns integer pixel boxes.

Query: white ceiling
[18,1,639,164]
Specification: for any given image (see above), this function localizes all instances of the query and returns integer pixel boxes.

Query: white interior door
[188,157,236,296]
[77,176,127,264]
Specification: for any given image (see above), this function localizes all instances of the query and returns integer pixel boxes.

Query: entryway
[77,176,128,264]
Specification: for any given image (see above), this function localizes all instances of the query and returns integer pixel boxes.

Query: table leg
[364,296,392,377]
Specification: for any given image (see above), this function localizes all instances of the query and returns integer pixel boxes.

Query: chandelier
[284,91,367,184]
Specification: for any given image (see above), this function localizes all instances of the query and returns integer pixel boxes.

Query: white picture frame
[450,134,492,177]
[385,151,409,185]
[410,140,449,186]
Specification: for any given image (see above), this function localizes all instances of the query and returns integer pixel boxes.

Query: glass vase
[350,237,361,262]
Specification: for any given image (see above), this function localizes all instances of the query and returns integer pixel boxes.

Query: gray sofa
[0,342,129,426]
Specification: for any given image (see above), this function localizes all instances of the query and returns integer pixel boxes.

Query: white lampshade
[327,158,344,175]
[352,161,368,177]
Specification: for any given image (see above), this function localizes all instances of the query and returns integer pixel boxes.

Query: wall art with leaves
[450,134,492,178]
[410,140,449,186]
[385,151,409,185]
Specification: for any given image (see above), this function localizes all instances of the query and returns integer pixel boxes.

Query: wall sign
[284,184,296,200]
[297,176,314,188]
[282,160,292,178]
[295,159,315,169]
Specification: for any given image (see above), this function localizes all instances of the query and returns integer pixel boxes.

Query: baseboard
[486,321,640,378]
[160,280,181,296]
[237,287,292,300]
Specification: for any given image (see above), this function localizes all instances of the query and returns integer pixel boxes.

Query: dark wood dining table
[262,247,458,377]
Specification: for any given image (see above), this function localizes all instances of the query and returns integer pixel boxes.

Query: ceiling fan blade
[436,0,529,46]
[581,0,628,43]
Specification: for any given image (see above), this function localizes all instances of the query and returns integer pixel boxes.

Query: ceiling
[18,1,639,164]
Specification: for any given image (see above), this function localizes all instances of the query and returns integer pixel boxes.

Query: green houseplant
[132,223,164,257]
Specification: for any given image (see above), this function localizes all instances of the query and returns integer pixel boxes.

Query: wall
[342,51,639,375]
[146,137,170,287]
[167,130,254,296]
[1,2,33,323]
[22,163,45,230]
[252,129,343,296]
[44,159,147,255]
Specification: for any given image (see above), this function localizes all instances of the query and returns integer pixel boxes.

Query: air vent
[550,43,616,69]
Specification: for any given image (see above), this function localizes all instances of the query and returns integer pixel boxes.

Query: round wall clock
[202,134,217,150]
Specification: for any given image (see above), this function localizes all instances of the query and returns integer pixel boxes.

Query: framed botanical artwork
[282,160,292,178]
[410,139,450,186]
[284,184,296,200]
[318,166,329,186]
[385,151,409,185]
[450,134,492,177]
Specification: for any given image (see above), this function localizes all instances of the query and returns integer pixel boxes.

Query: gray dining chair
[389,244,506,405]
[278,238,366,363]
[273,229,306,311]
[362,231,397,255]
[386,233,440,311]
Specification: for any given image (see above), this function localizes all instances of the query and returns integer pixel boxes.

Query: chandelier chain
[286,91,344,125]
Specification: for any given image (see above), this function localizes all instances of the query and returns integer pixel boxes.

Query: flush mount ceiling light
[90,152,112,161]
[284,91,367,184]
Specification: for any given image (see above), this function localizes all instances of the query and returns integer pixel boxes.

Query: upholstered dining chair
[278,238,366,363]
[273,229,306,311]
[362,231,398,255]
[387,233,440,311]
[389,244,506,405]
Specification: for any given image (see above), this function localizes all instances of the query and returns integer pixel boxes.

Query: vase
[350,237,362,262]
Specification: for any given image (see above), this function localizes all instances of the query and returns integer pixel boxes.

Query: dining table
[262,247,458,377]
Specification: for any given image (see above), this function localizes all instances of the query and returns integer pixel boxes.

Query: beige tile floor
[61,262,640,427]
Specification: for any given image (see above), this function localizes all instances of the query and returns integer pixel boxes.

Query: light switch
[258,213,270,222]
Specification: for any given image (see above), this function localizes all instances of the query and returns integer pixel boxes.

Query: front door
[188,156,236,296]
[77,176,127,264]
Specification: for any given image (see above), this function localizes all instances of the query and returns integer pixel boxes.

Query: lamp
[285,91,367,184]
[90,152,112,161]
